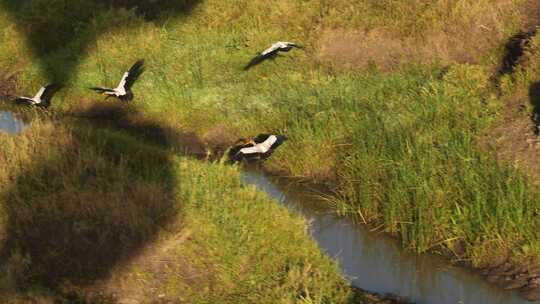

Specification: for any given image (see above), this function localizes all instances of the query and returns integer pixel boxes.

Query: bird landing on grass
[90,59,145,102]
[244,42,303,70]
[229,134,288,162]
[14,83,63,109]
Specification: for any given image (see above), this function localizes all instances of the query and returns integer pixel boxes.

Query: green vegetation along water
[2,0,540,302]
[243,170,540,304]
[0,116,353,303]
[2,110,538,303]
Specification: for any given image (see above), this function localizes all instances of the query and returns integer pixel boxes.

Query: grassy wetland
[3,0,540,302]
[0,114,355,302]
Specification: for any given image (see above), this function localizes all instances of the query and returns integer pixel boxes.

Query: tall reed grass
[1,0,539,286]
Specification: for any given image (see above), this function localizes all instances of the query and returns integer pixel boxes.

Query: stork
[244,42,303,70]
[14,83,62,108]
[229,134,288,162]
[90,59,145,101]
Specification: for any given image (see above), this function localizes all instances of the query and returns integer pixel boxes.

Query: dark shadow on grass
[244,53,286,70]
[0,0,200,83]
[0,106,204,301]
[530,81,540,135]
[497,30,536,77]
[68,102,207,157]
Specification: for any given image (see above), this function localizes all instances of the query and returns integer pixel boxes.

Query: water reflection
[0,111,25,134]
[242,171,540,304]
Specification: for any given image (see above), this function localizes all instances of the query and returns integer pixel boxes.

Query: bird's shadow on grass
[244,53,289,70]
[530,81,540,135]
[497,30,536,77]
[0,105,205,301]
[0,0,200,83]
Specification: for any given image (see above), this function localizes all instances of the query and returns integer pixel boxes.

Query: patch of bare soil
[438,98,540,300]
[480,29,540,298]
[522,0,540,31]
[317,1,514,71]
[486,0,540,174]
[486,108,540,179]
[477,257,540,301]
[201,123,238,155]
[317,26,502,71]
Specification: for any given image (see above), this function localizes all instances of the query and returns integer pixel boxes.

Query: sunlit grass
[1,0,540,296]
[0,118,352,303]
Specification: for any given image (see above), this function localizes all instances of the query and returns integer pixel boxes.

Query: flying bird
[244,41,303,70]
[14,83,62,108]
[90,59,145,101]
[229,134,288,162]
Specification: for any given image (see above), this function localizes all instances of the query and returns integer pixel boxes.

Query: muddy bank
[478,260,540,300]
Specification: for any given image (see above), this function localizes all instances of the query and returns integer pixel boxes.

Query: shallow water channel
[0,110,25,134]
[242,171,540,304]
[1,111,538,303]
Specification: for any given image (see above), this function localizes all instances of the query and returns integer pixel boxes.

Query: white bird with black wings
[90,59,145,101]
[229,134,288,162]
[244,41,303,70]
[14,83,62,108]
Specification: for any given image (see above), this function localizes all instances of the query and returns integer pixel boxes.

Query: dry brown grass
[482,106,540,183]
[317,0,520,71]
[485,49,540,190]
[202,123,238,150]
[522,0,540,30]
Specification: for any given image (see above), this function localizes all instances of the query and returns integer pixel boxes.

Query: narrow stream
[242,171,540,304]
[0,110,25,134]
[1,110,537,303]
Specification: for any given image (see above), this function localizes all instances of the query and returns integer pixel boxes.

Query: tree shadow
[530,81,540,135]
[0,106,205,301]
[1,0,200,83]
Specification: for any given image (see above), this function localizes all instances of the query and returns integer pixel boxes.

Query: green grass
[2,0,540,298]
[0,118,352,303]
[173,158,351,303]
[335,64,540,263]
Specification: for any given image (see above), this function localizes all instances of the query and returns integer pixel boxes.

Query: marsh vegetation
[2,0,540,302]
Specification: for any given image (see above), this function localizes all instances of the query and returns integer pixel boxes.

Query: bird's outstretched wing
[89,86,114,93]
[283,42,303,49]
[244,43,283,70]
[39,83,63,107]
[14,97,34,105]
[33,86,46,101]
[261,43,282,56]
[244,42,303,70]
[253,134,271,144]
[121,59,145,90]
[244,54,269,70]
[228,140,255,162]
[238,145,265,155]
